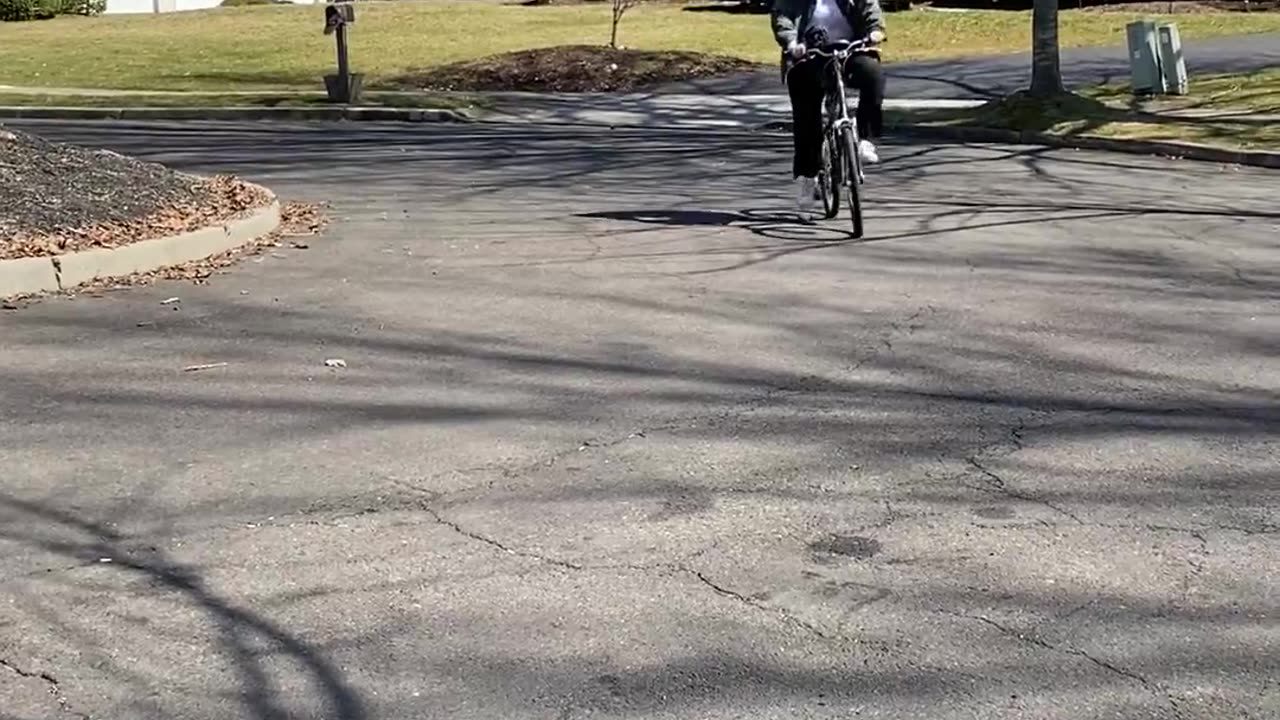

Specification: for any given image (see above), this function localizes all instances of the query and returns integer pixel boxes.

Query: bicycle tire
[819,130,839,219]
[840,125,864,239]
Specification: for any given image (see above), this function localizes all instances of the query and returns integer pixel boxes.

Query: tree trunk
[610,1,626,49]
[1028,0,1063,97]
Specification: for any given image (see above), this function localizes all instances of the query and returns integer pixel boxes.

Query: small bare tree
[610,0,639,50]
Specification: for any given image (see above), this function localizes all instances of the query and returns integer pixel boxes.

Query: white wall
[104,0,317,14]
[105,0,219,13]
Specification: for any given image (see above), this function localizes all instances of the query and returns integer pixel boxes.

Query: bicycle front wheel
[819,130,840,220]
[840,126,864,239]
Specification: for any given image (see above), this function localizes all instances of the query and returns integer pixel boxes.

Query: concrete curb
[0,105,472,123]
[896,124,1280,170]
[0,255,60,297]
[1,193,281,298]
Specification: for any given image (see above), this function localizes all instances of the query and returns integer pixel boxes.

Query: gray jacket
[771,0,885,77]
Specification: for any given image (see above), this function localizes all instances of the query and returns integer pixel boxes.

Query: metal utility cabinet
[1126,20,1189,96]
[1157,23,1188,95]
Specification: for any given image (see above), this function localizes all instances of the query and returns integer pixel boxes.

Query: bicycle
[799,37,877,238]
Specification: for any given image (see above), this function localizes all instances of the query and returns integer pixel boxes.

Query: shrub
[64,0,106,14]
[0,0,37,21]
[1,0,103,20]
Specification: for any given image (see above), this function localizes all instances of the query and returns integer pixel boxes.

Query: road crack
[410,502,877,651]
[420,504,587,571]
[684,567,836,642]
[941,612,1150,686]
[964,456,1084,525]
[388,304,940,504]
[1,658,90,719]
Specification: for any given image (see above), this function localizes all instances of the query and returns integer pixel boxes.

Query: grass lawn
[1085,66,1280,114]
[0,0,1278,91]
[894,70,1280,151]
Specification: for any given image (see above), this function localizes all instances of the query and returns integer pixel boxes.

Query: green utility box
[1157,23,1188,95]
[1126,20,1164,95]
[1127,20,1188,96]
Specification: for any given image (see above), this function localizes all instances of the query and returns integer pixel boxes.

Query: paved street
[2,120,1278,720]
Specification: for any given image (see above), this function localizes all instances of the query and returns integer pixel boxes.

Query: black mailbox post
[323,2,361,104]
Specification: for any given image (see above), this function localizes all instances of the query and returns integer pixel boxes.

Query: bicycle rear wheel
[819,129,840,219]
[840,125,864,239]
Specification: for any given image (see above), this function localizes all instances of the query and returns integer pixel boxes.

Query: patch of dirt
[0,127,272,260]
[387,45,763,93]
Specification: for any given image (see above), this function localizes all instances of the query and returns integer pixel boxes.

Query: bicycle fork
[829,78,864,185]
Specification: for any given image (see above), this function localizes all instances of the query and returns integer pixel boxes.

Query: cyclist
[772,0,887,210]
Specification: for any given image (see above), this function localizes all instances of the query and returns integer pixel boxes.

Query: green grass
[0,0,1278,91]
[1085,67,1280,114]
[895,84,1280,151]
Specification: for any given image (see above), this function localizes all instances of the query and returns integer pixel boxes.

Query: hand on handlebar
[788,41,808,59]
[869,29,886,45]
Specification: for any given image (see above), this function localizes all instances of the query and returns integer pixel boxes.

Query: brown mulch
[0,127,273,261]
[387,45,763,93]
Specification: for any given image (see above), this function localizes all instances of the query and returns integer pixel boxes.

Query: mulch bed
[386,45,763,93]
[0,127,273,261]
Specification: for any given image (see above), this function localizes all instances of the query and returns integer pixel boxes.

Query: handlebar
[802,37,877,59]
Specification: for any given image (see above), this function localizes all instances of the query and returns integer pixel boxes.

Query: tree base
[969,90,1120,133]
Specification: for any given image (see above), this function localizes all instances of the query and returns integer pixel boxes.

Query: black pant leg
[844,53,885,140]
[787,60,825,178]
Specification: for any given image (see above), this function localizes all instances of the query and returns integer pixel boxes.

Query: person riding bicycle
[772,0,887,210]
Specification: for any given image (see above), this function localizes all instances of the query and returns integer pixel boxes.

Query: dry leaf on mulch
[1,128,273,260]
[2,201,330,305]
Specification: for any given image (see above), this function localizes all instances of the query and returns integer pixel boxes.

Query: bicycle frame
[809,40,872,185]
[789,37,876,236]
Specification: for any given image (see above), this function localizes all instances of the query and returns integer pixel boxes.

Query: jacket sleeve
[860,0,885,32]
[771,1,801,49]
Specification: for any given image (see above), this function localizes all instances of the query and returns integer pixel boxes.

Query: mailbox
[323,1,361,104]
[324,2,354,35]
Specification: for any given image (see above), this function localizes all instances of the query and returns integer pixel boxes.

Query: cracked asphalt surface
[1,120,1278,720]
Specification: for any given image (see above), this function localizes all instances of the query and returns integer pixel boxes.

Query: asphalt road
[2,120,1278,720]
[665,32,1280,97]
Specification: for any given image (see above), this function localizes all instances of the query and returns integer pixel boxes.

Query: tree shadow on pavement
[578,207,861,243]
[0,494,369,720]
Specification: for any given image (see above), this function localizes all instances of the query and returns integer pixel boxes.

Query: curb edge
[0,105,473,123]
[1,188,282,298]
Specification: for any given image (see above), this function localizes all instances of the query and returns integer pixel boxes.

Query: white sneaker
[859,139,880,165]
[794,176,817,211]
